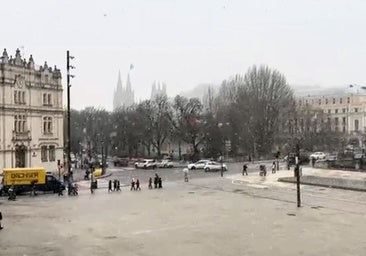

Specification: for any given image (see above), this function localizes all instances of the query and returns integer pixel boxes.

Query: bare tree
[172,95,204,161]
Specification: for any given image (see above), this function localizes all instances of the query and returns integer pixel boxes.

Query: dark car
[285,152,309,166]
[113,158,129,167]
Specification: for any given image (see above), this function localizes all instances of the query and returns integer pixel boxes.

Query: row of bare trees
[69,65,348,161]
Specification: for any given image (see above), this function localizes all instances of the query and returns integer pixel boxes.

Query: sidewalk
[226,167,366,192]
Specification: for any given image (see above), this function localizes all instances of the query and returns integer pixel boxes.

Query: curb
[95,172,112,179]
[278,176,366,192]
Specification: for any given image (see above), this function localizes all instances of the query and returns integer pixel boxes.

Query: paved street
[1,164,366,256]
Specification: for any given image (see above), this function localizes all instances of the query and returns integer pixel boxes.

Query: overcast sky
[2,0,366,110]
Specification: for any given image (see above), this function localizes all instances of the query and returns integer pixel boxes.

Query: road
[1,162,365,256]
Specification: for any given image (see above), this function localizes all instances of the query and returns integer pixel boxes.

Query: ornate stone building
[297,85,366,135]
[0,48,64,171]
[113,71,134,110]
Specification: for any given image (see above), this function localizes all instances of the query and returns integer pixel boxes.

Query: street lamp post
[66,50,75,177]
[220,154,224,177]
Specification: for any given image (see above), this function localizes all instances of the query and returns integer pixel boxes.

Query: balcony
[12,130,31,142]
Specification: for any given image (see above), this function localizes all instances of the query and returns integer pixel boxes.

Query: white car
[156,160,174,168]
[135,159,156,169]
[187,160,210,170]
[309,152,326,160]
[204,161,227,172]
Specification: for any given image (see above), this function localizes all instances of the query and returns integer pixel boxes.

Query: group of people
[242,161,278,176]
[149,174,163,189]
[108,179,121,192]
[108,174,163,192]
[130,178,140,191]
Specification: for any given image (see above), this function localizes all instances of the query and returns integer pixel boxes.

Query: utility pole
[295,143,301,207]
[66,50,75,177]
[220,154,224,177]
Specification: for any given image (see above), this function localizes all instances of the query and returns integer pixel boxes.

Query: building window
[299,100,302,106]
[335,109,338,114]
[43,93,52,106]
[318,99,321,105]
[340,98,343,104]
[355,120,359,131]
[325,99,328,104]
[305,100,308,104]
[43,116,53,134]
[328,110,331,114]
[342,117,346,124]
[14,90,26,104]
[333,98,335,104]
[14,115,26,133]
[347,97,350,104]
[41,146,48,162]
[49,145,55,162]
[335,117,339,125]
[343,108,346,113]
[354,108,358,112]
[343,126,346,133]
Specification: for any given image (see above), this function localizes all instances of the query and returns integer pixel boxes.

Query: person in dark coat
[158,177,162,188]
[130,178,136,191]
[148,177,153,189]
[58,182,63,196]
[108,180,112,192]
[113,179,117,191]
[136,179,141,191]
[116,180,121,191]
[0,211,3,230]
[154,174,158,189]
[242,164,248,176]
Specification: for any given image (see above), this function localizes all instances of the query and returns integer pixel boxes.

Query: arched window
[355,119,359,131]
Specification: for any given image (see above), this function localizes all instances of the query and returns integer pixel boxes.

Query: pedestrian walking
[116,180,121,191]
[113,179,117,191]
[108,180,112,192]
[158,177,162,189]
[154,174,158,189]
[58,182,63,196]
[148,177,153,189]
[272,161,276,173]
[130,178,136,191]
[30,180,38,196]
[136,179,141,191]
[183,168,189,182]
[0,210,3,230]
[242,164,248,176]
[8,185,16,201]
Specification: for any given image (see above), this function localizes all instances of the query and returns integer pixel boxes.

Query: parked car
[113,157,129,167]
[187,160,210,170]
[310,152,326,160]
[156,160,174,168]
[204,161,227,172]
[135,159,156,169]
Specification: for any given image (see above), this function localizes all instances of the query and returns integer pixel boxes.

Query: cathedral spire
[117,70,123,91]
[126,73,131,91]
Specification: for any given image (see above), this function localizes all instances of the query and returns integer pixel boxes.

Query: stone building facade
[297,86,366,135]
[0,48,64,172]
